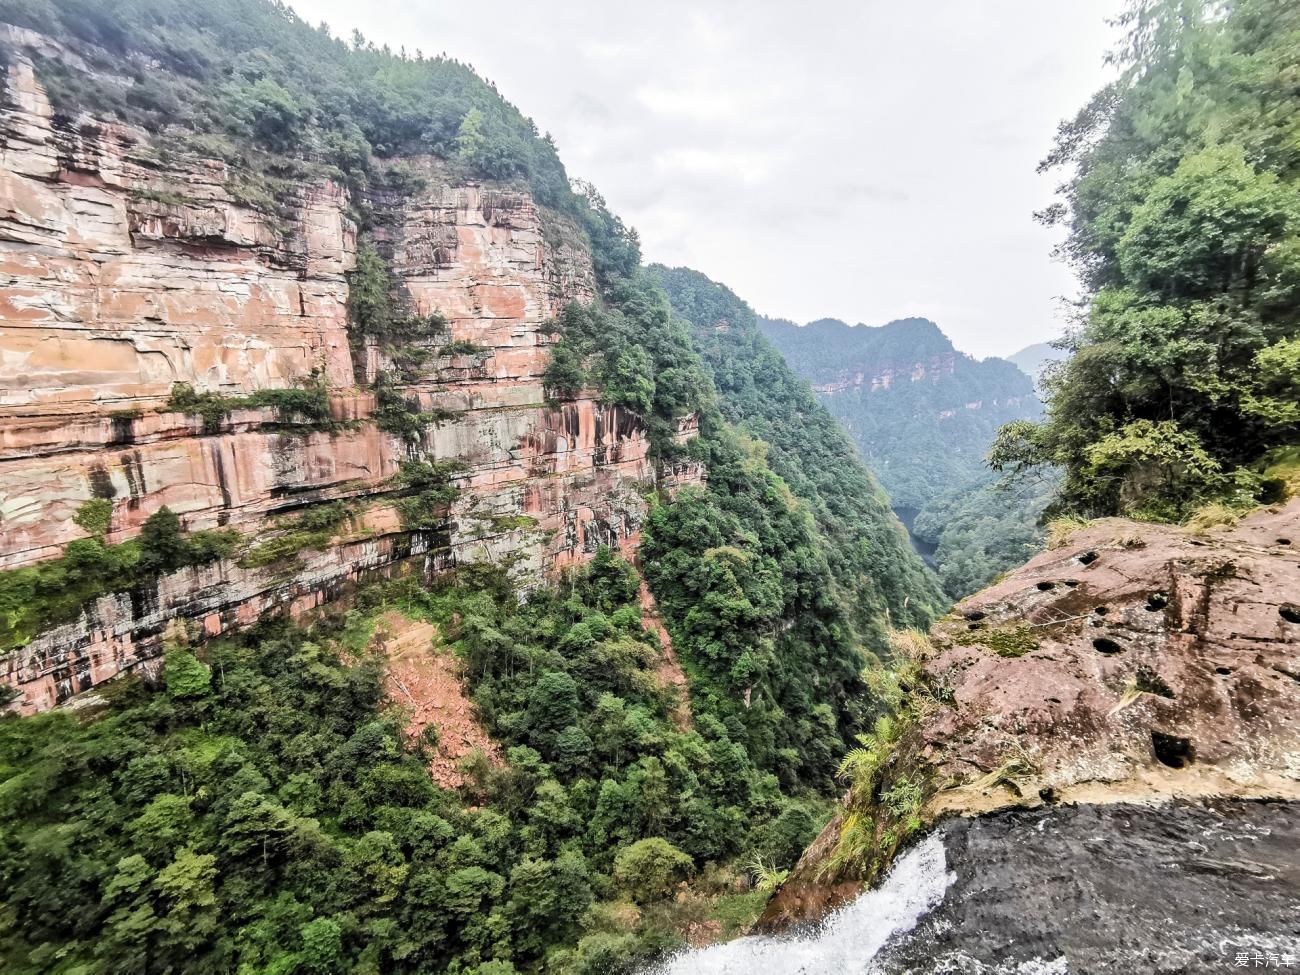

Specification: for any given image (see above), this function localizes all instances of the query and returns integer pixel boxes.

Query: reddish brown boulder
[762,501,1300,931]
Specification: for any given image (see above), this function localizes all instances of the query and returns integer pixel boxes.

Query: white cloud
[289,0,1125,358]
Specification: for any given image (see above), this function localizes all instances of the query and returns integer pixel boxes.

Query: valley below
[891,506,938,568]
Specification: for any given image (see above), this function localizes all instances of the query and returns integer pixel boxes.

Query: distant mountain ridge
[759,316,1039,511]
[1006,340,1067,382]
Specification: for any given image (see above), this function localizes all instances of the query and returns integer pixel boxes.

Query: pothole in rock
[1093,637,1125,655]
[1281,605,1300,624]
[1078,551,1099,566]
[1094,606,1109,616]
[1215,666,1233,676]
[1063,580,1080,588]
[968,622,986,631]
[1151,730,1194,769]
[1036,581,1057,592]
[1277,538,1291,546]
[964,611,987,622]
[1146,592,1169,611]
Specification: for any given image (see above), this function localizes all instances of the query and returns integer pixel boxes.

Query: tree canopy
[992,0,1300,521]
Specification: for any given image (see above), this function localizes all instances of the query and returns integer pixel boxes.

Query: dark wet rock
[872,800,1300,974]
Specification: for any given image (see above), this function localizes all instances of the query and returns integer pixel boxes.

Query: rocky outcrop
[0,53,701,713]
[762,500,1300,930]
[809,353,957,395]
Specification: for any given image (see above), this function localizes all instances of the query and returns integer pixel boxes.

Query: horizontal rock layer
[0,53,701,713]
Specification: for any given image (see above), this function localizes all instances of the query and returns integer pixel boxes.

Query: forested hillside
[649,267,946,647]
[760,316,1049,598]
[993,0,1300,521]
[0,2,945,972]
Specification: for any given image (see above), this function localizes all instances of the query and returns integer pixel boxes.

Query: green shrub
[167,378,332,433]
[73,498,113,538]
[612,838,693,903]
[439,339,486,357]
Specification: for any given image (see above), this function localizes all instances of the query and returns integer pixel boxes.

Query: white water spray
[650,831,955,975]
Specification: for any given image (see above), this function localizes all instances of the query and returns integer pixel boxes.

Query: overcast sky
[293,0,1125,359]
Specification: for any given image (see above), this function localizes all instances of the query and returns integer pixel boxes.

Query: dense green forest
[649,267,945,639]
[0,1,947,971]
[992,0,1300,521]
[758,317,1037,512]
[0,0,639,266]
[759,316,1050,598]
[1,563,830,974]
[910,473,1058,600]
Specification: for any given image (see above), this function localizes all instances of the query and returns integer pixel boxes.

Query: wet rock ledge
[763,500,1300,930]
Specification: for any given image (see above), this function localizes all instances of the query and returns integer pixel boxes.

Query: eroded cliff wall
[0,56,700,712]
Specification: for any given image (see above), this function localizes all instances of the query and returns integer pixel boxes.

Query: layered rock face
[762,501,1300,929]
[0,57,700,713]
[925,503,1300,808]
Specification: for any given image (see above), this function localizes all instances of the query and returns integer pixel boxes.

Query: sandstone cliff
[0,52,701,713]
[762,500,1300,929]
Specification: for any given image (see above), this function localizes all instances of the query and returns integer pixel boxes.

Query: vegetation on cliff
[991,0,1300,522]
[758,317,1039,511]
[0,558,825,974]
[0,508,241,652]
[0,0,574,210]
[0,2,961,971]
[650,266,945,637]
[542,269,942,794]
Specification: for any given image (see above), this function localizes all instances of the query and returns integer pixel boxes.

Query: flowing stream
[650,833,953,975]
[653,800,1300,974]
[892,506,938,568]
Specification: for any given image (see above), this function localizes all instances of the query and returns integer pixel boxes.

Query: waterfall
[650,832,954,975]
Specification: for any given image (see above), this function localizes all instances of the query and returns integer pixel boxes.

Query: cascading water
[650,832,954,975]
[652,800,1300,974]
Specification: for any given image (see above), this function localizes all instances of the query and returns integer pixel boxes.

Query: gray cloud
[290,0,1124,358]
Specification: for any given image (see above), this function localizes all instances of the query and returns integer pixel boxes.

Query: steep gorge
[761,315,1052,598]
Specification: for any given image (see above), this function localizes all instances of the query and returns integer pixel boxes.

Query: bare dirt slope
[374,613,501,789]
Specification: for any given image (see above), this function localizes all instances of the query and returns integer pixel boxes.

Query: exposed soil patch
[639,573,692,730]
[374,612,501,789]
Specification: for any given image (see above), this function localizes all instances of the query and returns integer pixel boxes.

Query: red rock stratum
[763,500,1300,929]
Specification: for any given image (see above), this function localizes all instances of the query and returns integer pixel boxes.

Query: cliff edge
[762,499,1300,929]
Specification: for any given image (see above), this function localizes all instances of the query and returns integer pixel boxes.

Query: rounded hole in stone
[1151,731,1194,769]
[968,622,986,631]
[1094,606,1109,616]
[1037,581,1057,592]
[1093,637,1124,655]
[1078,551,1099,566]
[1281,606,1300,624]
[1146,592,1169,612]
[1215,666,1232,676]
[1047,697,1062,704]
[964,611,987,622]
[1063,580,1080,588]
[1276,538,1291,545]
